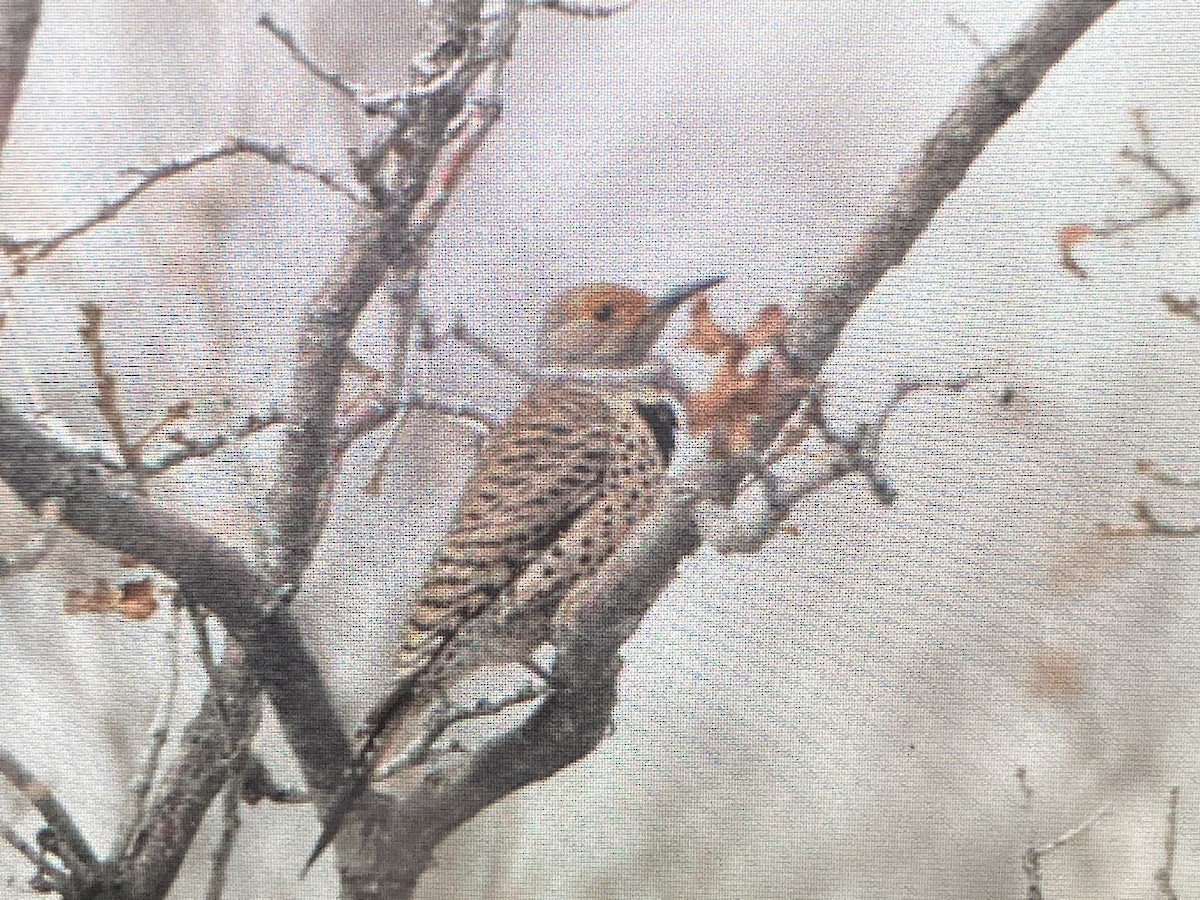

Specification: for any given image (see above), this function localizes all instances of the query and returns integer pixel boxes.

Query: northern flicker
[305,276,724,870]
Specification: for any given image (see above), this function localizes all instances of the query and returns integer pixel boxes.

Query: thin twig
[2,138,364,269]
[190,609,233,745]
[0,750,98,875]
[708,374,982,548]
[946,13,987,49]
[126,608,183,826]
[1098,499,1200,538]
[1024,804,1111,899]
[1156,787,1180,900]
[360,389,496,495]
[256,14,403,120]
[131,400,194,458]
[203,694,262,900]
[522,0,634,17]
[138,406,284,475]
[376,681,548,779]
[203,778,240,900]
[1138,458,1200,489]
[1159,292,1200,323]
[1032,804,1111,857]
[1058,111,1195,278]
[1,823,67,895]
[78,303,138,470]
[1,824,41,869]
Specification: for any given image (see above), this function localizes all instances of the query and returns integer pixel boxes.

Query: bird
[304,275,725,872]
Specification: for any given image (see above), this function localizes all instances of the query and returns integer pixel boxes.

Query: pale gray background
[2,1,1199,897]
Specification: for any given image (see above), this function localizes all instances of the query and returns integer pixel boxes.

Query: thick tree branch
[0,0,40,154]
[353,3,1121,895]
[0,2,1123,898]
[3,1,525,897]
[789,0,1119,377]
[0,749,99,875]
[0,396,350,890]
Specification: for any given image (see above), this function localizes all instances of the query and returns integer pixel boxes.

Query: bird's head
[538,276,725,369]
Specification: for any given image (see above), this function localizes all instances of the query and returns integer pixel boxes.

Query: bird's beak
[652,275,726,312]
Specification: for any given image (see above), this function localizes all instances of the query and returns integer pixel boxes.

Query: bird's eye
[592,304,613,323]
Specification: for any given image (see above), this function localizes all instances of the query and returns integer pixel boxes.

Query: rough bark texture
[0,1,1122,898]
[0,0,40,153]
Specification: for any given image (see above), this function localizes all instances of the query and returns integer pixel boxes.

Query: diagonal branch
[357,2,1122,893]
[0,0,40,154]
[789,0,1120,378]
[0,394,351,896]
[0,748,99,875]
[2,137,365,271]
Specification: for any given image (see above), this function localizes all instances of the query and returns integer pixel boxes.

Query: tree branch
[789,0,1120,377]
[0,394,351,895]
[0,1,1123,898]
[0,0,40,154]
[351,2,1121,895]
[2,138,365,272]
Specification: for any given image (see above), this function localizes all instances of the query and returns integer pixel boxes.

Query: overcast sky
[2,2,1199,898]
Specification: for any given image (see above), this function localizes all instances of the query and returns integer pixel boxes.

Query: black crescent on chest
[632,400,677,462]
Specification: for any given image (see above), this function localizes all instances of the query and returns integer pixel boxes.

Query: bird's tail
[300,663,430,876]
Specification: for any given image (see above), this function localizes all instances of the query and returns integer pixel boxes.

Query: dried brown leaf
[1057,223,1095,279]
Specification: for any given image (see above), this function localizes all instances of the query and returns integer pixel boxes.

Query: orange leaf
[682,299,737,356]
[686,361,772,455]
[1057,223,1095,250]
[1057,223,1095,279]
[64,579,119,615]
[118,579,158,621]
[744,304,787,347]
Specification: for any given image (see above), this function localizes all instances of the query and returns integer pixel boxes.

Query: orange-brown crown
[538,277,725,369]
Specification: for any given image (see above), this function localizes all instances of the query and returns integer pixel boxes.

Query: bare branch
[1159,292,1200,323]
[522,0,634,18]
[0,0,41,153]
[1,823,41,869]
[2,138,365,270]
[203,775,241,900]
[256,14,378,112]
[1024,804,1111,899]
[0,393,352,890]
[790,0,1120,375]
[2,822,68,895]
[1098,499,1200,538]
[268,0,517,596]
[945,13,987,50]
[190,609,233,744]
[112,659,266,900]
[203,698,260,900]
[1156,787,1180,900]
[0,749,98,876]
[1058,111,1194,278]
[359,389,496,495]
[138,405,284,476]
[376,681,547,779]
[1137,458,1200,489]
[78,303,138,471]
[124,610,183,828]
[698,374,985,552]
